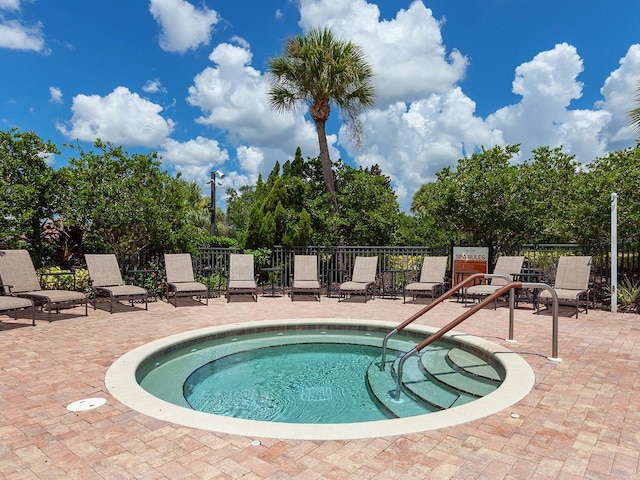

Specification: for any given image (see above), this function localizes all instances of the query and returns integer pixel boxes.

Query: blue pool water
[184,343,392,423]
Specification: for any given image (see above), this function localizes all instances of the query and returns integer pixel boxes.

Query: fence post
[611,193,618,313]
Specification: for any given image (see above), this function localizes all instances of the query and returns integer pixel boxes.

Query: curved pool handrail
[393,282,560,400]
[381,273,510,369]
[393,282,520,400]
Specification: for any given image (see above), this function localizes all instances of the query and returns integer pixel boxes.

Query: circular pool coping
[105,318,535,440]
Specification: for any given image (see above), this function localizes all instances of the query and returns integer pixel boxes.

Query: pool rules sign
[453,246,489,284]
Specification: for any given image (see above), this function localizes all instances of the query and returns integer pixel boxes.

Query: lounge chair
[339,256,378,302]
[85,254,148,313]
[403,256,448,303]
[164,253,209,307]
[226,253,258,302]
[0,295,35,326]
[290,255,321,301]
[0,249,88,322]
[537,256,592,318]
[465,256,525,309]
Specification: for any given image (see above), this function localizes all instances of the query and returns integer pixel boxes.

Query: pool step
[420,348,501,397]
[366,347,502,416]
[448,348,503,382]
[366,357,439,418]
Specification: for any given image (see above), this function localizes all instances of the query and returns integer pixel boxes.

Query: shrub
[38,267,92,296]
[608,276,640,313]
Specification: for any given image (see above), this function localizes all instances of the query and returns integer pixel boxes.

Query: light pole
[207,170,224,236]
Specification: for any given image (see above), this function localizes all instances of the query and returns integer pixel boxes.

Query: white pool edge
[105,318,535,440]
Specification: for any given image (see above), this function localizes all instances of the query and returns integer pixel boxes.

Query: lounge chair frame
[85,254,148,313]
[290,255,321,301]
[0,250,88,322]
[537,255,592,318]
[339,256,378,303]
[0,295,36,326]
[164,253,209,307]
[403,256,448,303]
[226,254,258,302]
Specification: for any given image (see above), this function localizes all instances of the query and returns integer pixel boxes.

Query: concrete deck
[1,293,638,479]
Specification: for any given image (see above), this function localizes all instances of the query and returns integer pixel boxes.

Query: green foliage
[57,140,209,260]
[38,267,92,296]
[226,148,406,248]
[195,271,227,293]
[607,276,640,313]
[411,143,640,248]
[0,129,60,265]
[128,258,165,298]
[331,162,399,245]
[571,145,640,244]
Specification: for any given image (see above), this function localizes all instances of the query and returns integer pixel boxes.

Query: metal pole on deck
[611,193,618,313]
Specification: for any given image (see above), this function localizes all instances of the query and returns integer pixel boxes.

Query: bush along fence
[118,243,640,310]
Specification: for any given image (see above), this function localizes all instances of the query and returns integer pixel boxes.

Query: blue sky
[2,0,640,210]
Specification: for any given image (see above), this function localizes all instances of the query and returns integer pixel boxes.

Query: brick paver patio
[1,293,638,479]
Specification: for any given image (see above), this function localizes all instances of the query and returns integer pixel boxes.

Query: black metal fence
[121,243,640,307]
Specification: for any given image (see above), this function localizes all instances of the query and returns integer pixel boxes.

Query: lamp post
[207,170,224,236]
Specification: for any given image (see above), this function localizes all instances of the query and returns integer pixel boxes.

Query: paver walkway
[1,293,639,479]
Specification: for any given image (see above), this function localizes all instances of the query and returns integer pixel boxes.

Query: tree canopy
[226,148,401,248]
[0,129,59,265]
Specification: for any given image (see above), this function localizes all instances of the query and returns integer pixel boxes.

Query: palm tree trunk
[314,118,338,212]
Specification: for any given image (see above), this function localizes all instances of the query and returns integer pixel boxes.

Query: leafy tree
[268,27,376,209]
[330,162,399,245]
[225,184,255,241]
[572,145,640,244]
[0,128,59,265]
[519,146,580,243]
[412,145,525,249]
[57,140,206,261]
[226,148,404,248]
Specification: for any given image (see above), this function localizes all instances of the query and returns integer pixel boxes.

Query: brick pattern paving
[1,293,639,479]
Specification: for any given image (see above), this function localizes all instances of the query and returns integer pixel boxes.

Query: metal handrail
[380,273,511,369]
[392,281,559,400]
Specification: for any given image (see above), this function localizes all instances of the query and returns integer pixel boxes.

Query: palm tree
[630,79,640,136]
[268,27,376,209]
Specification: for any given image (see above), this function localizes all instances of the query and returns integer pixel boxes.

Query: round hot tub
[105,318,535,440]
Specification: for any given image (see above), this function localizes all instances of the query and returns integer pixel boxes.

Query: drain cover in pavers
[66,397,106,411]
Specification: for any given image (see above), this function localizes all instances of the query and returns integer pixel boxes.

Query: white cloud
[344,90,504,206]
[49,86,63,104]
[236,145,264,177]
[294,0,486,207]
[160,136,228,181]
[186,40,334,174]
[142,78,167,94]
[275,9,283,20]
[0,19,45,51]
[149,0,219,53]
[58,86,175,147]
[181,0,638,212]
[595,44,640,150]
[298,0,468,106]
[0,0,20,11]
[486,43,613,164]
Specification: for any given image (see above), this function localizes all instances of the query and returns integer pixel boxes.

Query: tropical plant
[607,276,640,313]
[628,79,640,135]
[268,27,376,209]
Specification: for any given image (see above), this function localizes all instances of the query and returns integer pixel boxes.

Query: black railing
[118,243,639,307]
